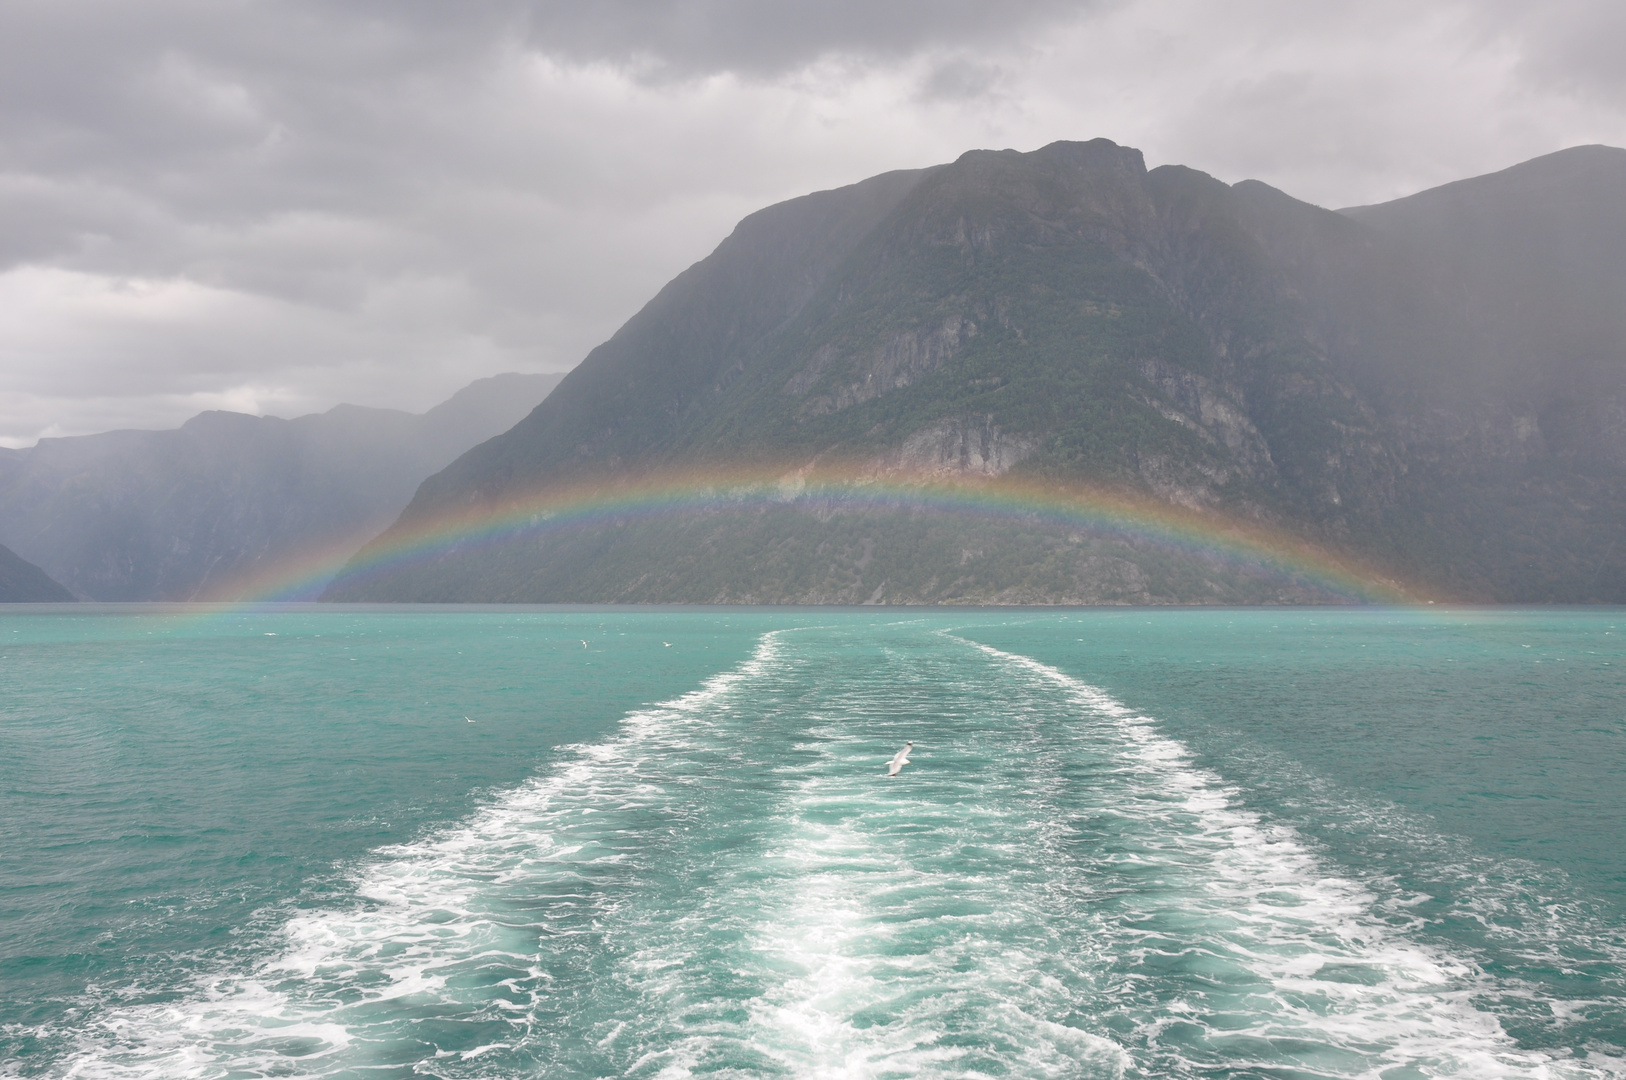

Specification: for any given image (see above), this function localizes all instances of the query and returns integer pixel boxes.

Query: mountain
[0,542,74,602]
[327,142,1626,604]
[0,372,563,600]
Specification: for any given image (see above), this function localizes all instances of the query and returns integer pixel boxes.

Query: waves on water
[27,626,1624,1079]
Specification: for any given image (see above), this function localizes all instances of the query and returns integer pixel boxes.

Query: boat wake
[28,626,1623,1079]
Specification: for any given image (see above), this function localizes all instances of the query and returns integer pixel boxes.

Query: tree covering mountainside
[0,372,562,600]
[328,141,1626,604]
[0,542,73,602]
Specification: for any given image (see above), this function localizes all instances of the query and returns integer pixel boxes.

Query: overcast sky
[2,0,1624,447]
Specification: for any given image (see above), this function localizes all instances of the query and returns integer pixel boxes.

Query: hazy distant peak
[317,402,415,422]
[178,410,281,432]
[420,372,564,432]
[426,372,564,415]
[1338,143,1626,219]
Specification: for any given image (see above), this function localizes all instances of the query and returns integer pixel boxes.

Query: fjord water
[2,607,1623,1078]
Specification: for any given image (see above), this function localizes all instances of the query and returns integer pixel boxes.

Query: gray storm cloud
[501,0,1091,74]
[1,0,1623,445]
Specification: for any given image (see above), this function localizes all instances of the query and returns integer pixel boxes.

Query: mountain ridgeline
[329,141,1626,604]
[0,373,562,601]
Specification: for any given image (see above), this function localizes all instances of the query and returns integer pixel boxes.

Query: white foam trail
[589,639,1134,1079]
[960,637,1620,1079]
[45,632,789,1080]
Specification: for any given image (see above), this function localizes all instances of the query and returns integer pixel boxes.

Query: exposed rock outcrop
[871,415,1035,478]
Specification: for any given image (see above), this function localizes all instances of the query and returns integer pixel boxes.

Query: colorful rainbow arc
[210,465,1419,605]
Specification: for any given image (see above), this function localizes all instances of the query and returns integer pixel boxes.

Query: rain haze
[3,0,1624,447]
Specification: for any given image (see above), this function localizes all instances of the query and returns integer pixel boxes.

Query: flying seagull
[886,742,913,777]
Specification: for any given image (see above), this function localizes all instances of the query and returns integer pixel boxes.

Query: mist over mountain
[0,372,562,601]
[0,542,73,602]
[329,141,1626,604]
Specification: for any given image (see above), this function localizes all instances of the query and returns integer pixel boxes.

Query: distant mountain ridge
[320,142,1626,603]
[0,372,562,600]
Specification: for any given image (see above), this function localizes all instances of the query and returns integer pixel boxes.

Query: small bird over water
[886,742,913,777]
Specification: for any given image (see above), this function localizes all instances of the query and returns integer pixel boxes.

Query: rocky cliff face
[877,416,1036,478]
[329,141,1626,604]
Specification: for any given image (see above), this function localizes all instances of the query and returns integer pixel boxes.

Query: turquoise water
[1,606,1623,1078]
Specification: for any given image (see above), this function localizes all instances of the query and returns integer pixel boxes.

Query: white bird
[465,716,475,723]
[886,742,913,777]
[663,642,672,647]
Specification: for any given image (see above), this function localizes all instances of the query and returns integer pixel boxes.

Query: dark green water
[1,606,1621,1078]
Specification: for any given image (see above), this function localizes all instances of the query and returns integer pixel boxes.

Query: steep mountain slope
[0,372,562,600]
[0,542,73,602]
[330,141,1626,604]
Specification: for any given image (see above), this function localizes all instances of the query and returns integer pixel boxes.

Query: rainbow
[208,463,1421,605]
